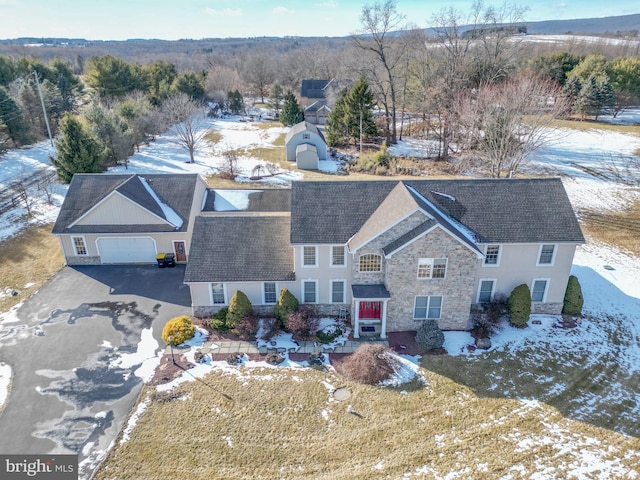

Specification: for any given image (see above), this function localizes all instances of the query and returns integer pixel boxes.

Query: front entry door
[359,301,381,319]
[173,241,187,262]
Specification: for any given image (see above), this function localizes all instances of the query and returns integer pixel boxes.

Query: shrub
[485,294,508,324]
[316,324,343,344]
[234,313,259,340]
[286,305,319,340]
[265,352,285,365]
[274,288,299,326]
[307,351,326,367]
[341,344,397,385]
[227,290,252,328]
[210,307,230,332]
[226,353,244,366]
[415,319,445,351]
[508,284,531,327]
[260,317,280,341]
[470,313,492,340]
[162,316,196,345]
[563,275,584,316]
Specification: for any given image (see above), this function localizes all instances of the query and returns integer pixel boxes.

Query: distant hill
[524,13,640,35]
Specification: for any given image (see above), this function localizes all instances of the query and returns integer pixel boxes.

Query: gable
[74,192,170,226]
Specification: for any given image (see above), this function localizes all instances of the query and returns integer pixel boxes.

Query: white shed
[285,121,327,170]
[295,144,319,170]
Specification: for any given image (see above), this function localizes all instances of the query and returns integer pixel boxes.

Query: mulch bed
[387,331,426,356]
[328,353,351,376]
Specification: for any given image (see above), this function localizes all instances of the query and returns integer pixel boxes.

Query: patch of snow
[0,302,23,324]
[213,189,259,211]
[379,352,424,387]
[111,328,161,383]
[100,340,112,349]
[120,398,150,445]
[23,282,35,288]
[138,176,183,228]
[318,159,339,173]
[222,435,233,447]
[0,363,12,409]
[374,460,384,470]
[256,321,300,352]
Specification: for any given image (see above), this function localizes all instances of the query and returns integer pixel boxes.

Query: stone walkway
[166,338,389,356]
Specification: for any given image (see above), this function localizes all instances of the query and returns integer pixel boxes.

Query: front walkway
[167,338,389,356]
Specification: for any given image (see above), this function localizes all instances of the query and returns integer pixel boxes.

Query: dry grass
[204,130,223,145]
[94,365,640,480]
[0,223,64,313]
[579,199,640,254]
[550,118,640,135]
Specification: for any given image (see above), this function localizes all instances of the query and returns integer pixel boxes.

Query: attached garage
[97,237,157,264]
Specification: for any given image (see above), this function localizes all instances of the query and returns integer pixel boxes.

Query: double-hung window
[331,280,345,303]
[532,279,548,302]
[263,282,277,304]
[484,245,500,265]
[417,258,447,279]
[303,280,317,303]
[538,244,555,265]
[478,280,495,303]
[303,246,317,267]
[72,236,87,256]
[331,246,345,267]
[211,283,226,304]
[414,296,443,320]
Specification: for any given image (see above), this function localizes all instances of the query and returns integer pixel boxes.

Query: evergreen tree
[268,82,283,115]
[0,85,30,146]
[563,74,582,108]
[325,88,350,147]
[597,77,615,118]
[227,290,252,329]
[280,90,303,126]
[172,71,205,100]
[83,101,134,167]
[50,113,107,183]
[574,75,601,119]
[227,90,244,114]
[84,55,140,98]
[345,76,377,144]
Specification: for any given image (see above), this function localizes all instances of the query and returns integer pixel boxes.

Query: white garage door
[97,237,157,264]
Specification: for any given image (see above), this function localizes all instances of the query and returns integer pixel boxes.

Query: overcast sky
[2,0,639,40]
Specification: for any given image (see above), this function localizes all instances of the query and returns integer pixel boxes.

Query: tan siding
[76,193,167,226]
[294,245,351,304]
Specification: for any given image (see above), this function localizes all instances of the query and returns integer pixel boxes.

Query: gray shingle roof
[52,173,199,234]
[352,284,391,299]
[301,79,330,99]
[184,216,295,283]
[383,219,437,255]
[202,189,291,212]
[285,121,326,144]
[291,179,584,245]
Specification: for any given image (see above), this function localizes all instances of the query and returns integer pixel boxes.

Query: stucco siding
[385,227,477,331]
[76,193,167,226]
[294,245,351,304]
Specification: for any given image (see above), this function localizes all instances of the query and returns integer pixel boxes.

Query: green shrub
[210,307,230,332]
[227,290,252,328]
[162,316,196,345]
[415,319,445,351]
[274,288,299,326]
[508,284,531,327]
[562,275,584,316]
[316,324,343,344]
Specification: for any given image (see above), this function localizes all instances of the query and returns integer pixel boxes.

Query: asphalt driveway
[0,265,190,478]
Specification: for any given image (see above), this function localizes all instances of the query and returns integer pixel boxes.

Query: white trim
[531,278,550,303]
[358,253,382,273]
[385,223,438,258]
[536,244,557,266]
[386,224,483,259]
[349,208,422,253]
[413,295,443,320]
[301,245,318,268]
[301,279,318,304]
[482,244,502,267]
[477,278,497,303]
[330,279,347,304]
[71,235,88,256]
[69,191,174,228]
[210,282,227,306]
[417,257,447,279]
[262,282,278,305]
[172,240,187,259]
[330,245,346,268]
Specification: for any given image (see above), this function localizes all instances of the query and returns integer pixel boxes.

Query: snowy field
[1,112,640,478]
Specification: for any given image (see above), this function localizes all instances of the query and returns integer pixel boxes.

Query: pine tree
[563,74,582,108]
[50,112,107,183]
[226,290,252,328]
[345,76,377,144]
[325,88,350,147]
[0,85,31,146]
[268,82,283,115]
[597,76,615,119]
[227,90,244,114]
[574,75,601,119]
[280,90,303,126]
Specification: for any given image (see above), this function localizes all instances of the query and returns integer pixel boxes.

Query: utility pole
[33,71,54,147]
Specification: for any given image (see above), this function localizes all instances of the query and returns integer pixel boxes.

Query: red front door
[359,301,381,319]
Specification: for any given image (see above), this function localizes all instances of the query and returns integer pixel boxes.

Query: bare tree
[241,50,276,104]
[162,93,208,163]
[352,0,407,144]
[38,171,58,204]
[457,72,570,178]
[219,147,241,179]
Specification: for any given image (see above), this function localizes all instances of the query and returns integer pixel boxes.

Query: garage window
[211,283,226,304]
[72,236,87,256]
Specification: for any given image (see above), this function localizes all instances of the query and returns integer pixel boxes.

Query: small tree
[227,90,244,114]
[508,284,531,327]
[234,313,259,340]
[280,90,303,126]
[274,288,299,326]
[268,82,283,115]
[50,112,107,183]
[227,290,252,329]
[219,148,241,180]
[162,315,196,345]
[286,305,319,341]
[562,275,584,316]
[162,93,208,163]
[415,319,445,351]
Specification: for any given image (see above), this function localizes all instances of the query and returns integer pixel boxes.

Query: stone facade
[384,227,478,331]
[66,256,101,266]
[194,303,347,319]
[532,302,563,315]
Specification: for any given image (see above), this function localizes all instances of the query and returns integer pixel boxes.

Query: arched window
[359,254,382,272]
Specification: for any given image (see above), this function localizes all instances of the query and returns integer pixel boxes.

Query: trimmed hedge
[162,316,196,345]
[562,275,584,316]
[274,288,299,326]
[227,290,252,328]
[415,319,445,351]
[508,284,531,327]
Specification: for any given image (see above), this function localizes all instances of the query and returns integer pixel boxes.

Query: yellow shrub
[162,316,196,345]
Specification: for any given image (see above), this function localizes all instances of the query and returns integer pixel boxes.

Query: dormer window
[359,254,381,272]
